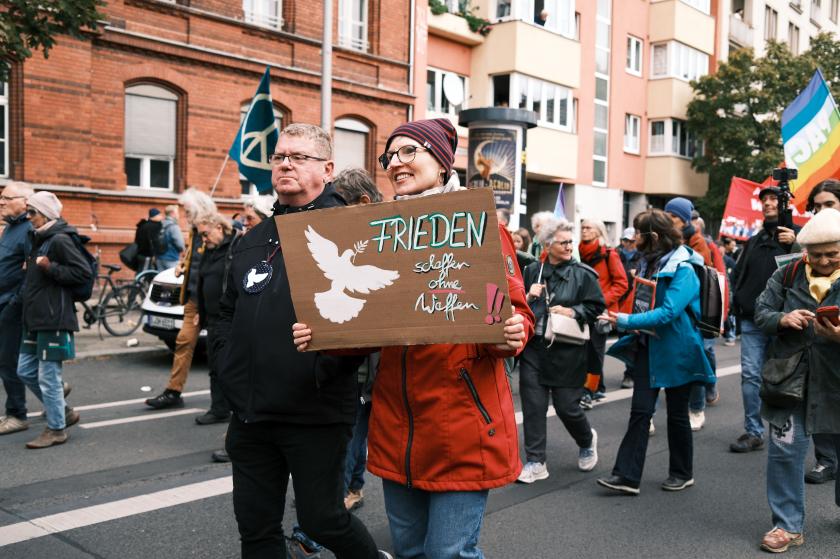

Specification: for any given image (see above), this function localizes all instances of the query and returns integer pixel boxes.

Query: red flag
[718,177,809,241]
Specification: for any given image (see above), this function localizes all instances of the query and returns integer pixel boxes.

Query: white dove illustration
[305,226,400,324]
[246,268,269,289]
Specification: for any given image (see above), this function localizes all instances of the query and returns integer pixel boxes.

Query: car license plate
[148,315,176,330]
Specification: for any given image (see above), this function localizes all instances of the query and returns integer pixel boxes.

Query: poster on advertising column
[274,188,514,351]
[466,127,520,210]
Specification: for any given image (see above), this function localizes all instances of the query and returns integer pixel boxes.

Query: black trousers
[612,348,693,484]
[226,417,378,559]
[205,325,230,416]
[813,433,838,471]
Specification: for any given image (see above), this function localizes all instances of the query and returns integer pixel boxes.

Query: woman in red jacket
[293,118,534,559]
[579,219,628,402]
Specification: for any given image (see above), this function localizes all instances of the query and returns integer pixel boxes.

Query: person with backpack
[578,218,628,404]
[16,192,91,449]
[753,208,840,553]
[596,209,714,495]
[730,186,800,453]
[157,205,185,270]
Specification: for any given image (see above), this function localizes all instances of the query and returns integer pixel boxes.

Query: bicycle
[79,265,156,336]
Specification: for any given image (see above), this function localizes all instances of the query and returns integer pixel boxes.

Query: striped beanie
[385,118,458,179]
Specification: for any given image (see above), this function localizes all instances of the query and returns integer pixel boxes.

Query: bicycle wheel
[101,285,145,336]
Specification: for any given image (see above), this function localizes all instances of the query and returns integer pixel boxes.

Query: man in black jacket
[17,192,89,449]
[133,208,163,271]
[214,124,385,559]
[729,186,799,453]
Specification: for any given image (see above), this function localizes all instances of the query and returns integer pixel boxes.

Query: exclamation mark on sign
[485,283,505,325]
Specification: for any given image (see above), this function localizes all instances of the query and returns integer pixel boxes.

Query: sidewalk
[71,307,168,361]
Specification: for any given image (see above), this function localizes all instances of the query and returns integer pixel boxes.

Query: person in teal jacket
[596,209,714,495]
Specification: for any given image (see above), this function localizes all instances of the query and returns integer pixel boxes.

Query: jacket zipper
[401,346,414,488]
[460,368,492,424]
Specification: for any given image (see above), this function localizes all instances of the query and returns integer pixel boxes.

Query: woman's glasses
[378,145,430,170]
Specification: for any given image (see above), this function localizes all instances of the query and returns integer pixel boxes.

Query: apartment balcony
[649,0,715,55]
[644,156,708,197]
[647,78,694,120]
[474,19,580,89]
[526,127,578,181]
[427,9,485,46]
[729,13,754,47]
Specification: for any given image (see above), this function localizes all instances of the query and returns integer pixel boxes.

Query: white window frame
[495,73,572,131]
[0,82,7,178]
[649,41,708,82]
[831,0,839,23]
[812,0,822,21]
[626,35,643,76]
[680,0,710,14]
[243,0,283,30]
[239,103,283,196]
[125,84,177,191]
[333,117,370,173]
[788,23,800,55]
[493,0,576,39]
[339,0,369,52]
[764,6,777,40]
[443,0,463,12]
[426,67,469,118]
[624,114,641,154]
[648,118,702,159]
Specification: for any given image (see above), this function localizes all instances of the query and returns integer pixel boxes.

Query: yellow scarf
[805,264,840,303]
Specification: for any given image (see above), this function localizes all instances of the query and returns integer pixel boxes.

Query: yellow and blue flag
[782,69,840,212]
[229,67,279,194]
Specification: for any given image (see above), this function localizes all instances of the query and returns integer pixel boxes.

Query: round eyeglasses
[378,145,430,170]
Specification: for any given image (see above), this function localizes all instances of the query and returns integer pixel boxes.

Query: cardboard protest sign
[275,188,513,350]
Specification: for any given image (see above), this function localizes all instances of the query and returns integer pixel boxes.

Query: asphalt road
[0,341,838,559]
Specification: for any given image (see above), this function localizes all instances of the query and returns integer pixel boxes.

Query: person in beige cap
[753,207,840,553]
[17,191,90,449]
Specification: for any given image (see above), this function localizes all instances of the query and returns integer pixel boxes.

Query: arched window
[333,118,370,174]
[125,84,178,190]
[239,102,284,196]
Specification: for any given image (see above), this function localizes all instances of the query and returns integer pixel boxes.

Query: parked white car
[141,267,206,351]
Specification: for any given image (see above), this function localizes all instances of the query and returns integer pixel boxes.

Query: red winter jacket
[367,225,535,492]
[579,242,629,314]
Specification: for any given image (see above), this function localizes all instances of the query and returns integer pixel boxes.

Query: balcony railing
[729,13,754,46]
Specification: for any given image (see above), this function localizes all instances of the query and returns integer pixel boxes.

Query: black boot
[145,389,184,410]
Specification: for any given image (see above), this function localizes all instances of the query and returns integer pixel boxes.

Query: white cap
[621,227,636,240]
[797,208,840,246]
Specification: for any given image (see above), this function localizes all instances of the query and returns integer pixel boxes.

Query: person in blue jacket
[596,208,714,495]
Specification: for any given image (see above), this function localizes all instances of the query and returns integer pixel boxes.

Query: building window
[493,73,572,130]
[788,23,800,55]
[125,84,177,190]
[442,0,466,11]
[426,68,468,117]
[649,119,702,158]
[0,82,7,178]
[764,6,777,40]
[339,0,369,52]
[813,0,823,21]
[333,118,370,174]
[626,35,643,76]
[243,0,282,29]
[624,114,641,154]
[650,41,708,82]
[494,0,576,38]
[239,103,284,196]
[831,0,839,23]
[679,0,710,14]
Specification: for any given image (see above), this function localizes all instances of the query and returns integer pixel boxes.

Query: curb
[69,345,170,362]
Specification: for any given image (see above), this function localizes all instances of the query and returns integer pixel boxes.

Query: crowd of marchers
[1,118,839,557]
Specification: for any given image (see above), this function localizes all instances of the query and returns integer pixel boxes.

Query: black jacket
[731,224,800,319]
[21,220,92,332]
[134,219,163,257]
[197,232,239,326]
[522,259,605,387]
[214,184,363,424]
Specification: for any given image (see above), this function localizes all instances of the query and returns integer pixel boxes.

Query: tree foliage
[687,33,840,221]
[0,0,104,82]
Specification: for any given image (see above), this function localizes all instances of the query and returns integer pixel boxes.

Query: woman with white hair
[529,211,558,258]
[241,195,275,232]
[578,218,628,404]
[754,208,840,553]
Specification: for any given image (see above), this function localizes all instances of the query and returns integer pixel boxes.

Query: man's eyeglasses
[269,153,327,166]
[378,145,430,170]
[0,195,25,202]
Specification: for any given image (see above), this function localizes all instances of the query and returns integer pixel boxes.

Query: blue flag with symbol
[229,67,279,194]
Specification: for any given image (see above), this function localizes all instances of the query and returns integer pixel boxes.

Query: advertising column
[459,108,537,230]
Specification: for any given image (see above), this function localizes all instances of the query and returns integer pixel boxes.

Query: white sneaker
[649,420,656,436]
[517,461,549,483]
[689,410,706,431]
[578,429,598,472]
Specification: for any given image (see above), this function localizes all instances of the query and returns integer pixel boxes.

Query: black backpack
[42,233,98,302]
[688,262,723,339]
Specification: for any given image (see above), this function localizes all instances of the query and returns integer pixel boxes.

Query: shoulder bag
[539,261,590,346]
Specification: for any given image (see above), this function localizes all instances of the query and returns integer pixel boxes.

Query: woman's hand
[527,283,544,301]
[292,323,312,352]
[493,308,526,351]
[598,311,619,326]
[779,309,815,331]
[813,316,840,342]
[549,305,575,318]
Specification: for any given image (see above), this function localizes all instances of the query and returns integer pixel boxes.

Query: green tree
[0,0,104,82]
[686,34,840,221]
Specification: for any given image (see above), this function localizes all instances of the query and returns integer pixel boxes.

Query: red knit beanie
[384,118,458,179]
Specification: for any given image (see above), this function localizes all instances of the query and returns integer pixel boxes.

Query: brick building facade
[2,0,418,270]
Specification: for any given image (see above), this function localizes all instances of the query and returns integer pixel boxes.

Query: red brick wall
[9,0,416,270]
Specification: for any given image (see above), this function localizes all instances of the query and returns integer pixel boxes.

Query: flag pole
[209,153,230,197]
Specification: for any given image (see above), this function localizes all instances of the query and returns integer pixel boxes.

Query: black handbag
[119,243,140,271]
[759,350,807,409]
